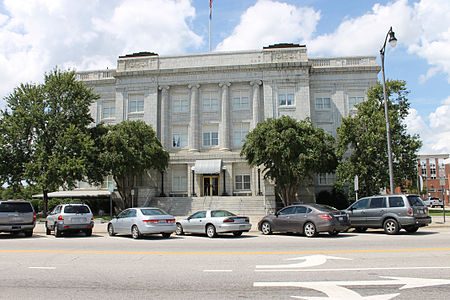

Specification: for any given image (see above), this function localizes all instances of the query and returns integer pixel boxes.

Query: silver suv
[0,200,36,237]
[346,194,431,234]
[46,203,94,237]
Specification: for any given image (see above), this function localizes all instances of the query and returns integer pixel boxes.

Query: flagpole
[209,1,212,52]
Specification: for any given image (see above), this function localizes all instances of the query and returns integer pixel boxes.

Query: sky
[0,0,449,154]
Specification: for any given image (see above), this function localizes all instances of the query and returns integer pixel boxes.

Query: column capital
[158,85,170,91]
[219,82,231,88]
[188,84,200,90]
[250,80,262,86]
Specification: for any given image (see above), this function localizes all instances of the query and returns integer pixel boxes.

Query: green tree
[100,120,169,208]
[336,80,422,199]
[241,116,337,206]
[0,69,100,215]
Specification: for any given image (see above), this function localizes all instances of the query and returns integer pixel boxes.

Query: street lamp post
[380,26,397,193]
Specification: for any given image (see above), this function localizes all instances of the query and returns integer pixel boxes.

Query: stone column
[188,84,200,151]
[159,86,170,148]
[250,80,262,129]
[219,82,231,150]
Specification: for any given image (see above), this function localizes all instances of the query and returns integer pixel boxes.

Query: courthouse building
[76,44,380,215]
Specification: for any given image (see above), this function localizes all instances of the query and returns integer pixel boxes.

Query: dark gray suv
[0,200,36,237]
[346,194,431,234]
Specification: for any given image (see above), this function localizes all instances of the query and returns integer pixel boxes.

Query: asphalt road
[1,227,450,299]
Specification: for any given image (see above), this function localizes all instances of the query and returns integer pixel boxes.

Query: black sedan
[258,204,350,237]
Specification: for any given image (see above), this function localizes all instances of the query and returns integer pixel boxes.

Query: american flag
[209,0,214,19]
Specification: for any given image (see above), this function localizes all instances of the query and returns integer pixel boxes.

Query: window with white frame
[172,133,188,148]
[172,171,187,192]
[129,94,144,113]
[278,89,295,106]
[235,174,251,190]
[420,159,427,179]
[202,92,219,112]
[233,123,249,147]
[232,90,249,110]
[349,96,364,110]
[315,97,331,110]
[102,101,115,119]
[317,173,336,185]
[202,128,218,147]
[172,95,189,113]
[430,160,436,179]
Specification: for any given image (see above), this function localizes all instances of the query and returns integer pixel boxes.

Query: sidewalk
[34,215,450,234]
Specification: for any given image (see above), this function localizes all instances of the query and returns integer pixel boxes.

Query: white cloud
[0,0,202,108]
[216,0,320,51]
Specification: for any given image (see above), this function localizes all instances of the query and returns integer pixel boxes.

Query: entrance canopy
[33,190,111,198]
[194,159,222,174]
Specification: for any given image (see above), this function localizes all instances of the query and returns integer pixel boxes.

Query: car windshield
[211,210,236,217]
[0,202,33,213]
[312,204,340,213]
[140,208,167,216]
[407,196,425,207]
[64,205,90,214]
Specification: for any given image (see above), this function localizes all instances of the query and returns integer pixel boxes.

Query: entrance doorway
[203,175,219,196]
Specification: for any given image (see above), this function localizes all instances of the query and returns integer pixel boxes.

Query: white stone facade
[77,45,379,205]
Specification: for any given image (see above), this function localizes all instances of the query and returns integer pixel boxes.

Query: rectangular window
[430,160,436,179]
[102,101,115,119]
[235,175,251,190]
[315,98,331,110]
[129,94,144,113]
[172,174,187,192]
[202,92,219,112]
[203,132,218,147]
[278,89,295,106]
[318,173,336,185]
[173,98,189,113]
[349,96,364,110]
[172,133,188,148]
[233,123,249,147]
[420,159,427,179]
[232,90,250,110]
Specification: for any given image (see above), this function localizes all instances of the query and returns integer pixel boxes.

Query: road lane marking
[28,267,56,270]
[203,270,233,272]
[256,255,351,269]
[255,266,450,272]
[1,248,450,255]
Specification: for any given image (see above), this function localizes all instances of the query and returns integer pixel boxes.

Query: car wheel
[383,218,399,235]
[45,222,51,235]
[24,230,33,237]
[261,221,272,235]
[84,229,92,237]
[175,223,184,235]
[108,224,115,236]
[405,226,419,233]
[55,224,62,237]
[131,225,141,239]
[328,230,339,236]
[304,222,318,237]
[162,232,171,238]
[354,227,368,233]
[206,224,217,238]
[233,231,243,237]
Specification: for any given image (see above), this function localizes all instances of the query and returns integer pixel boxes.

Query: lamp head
[388,29,397,47]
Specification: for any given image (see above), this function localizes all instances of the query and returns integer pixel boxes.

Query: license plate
[71,218,84,223]
[239,225,246,229]
[10,217,24,222]
[338,217,343,221]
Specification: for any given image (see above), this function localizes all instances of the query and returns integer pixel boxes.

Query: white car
[423,197,444,208]
[176,210,252,238]
[108,207,176,239]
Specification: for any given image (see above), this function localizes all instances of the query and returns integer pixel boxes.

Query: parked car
[423,197,444,208]
[108,207,176,239]
[258,204,350,237]
[46,203,94,237]
[0,200,36,237]
[345,194,431,234]
[176,210,252,238]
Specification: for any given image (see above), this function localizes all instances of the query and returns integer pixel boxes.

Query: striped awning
[194,159,222,174]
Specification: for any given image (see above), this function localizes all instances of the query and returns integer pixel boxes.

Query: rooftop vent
[263,43,305,49]
[119,52,158,58]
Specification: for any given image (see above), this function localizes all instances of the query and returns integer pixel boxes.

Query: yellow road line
[0,248,449,255]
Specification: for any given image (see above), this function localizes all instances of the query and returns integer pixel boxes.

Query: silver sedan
[107,207,176,239]
[176,210,252,238]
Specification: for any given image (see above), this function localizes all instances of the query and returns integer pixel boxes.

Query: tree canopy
[0,69,99,214]
[336,80,422,199]
[100,120,169,208]
[241,116,337,206]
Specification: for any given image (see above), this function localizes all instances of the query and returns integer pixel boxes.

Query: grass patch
[429,209,448,216]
